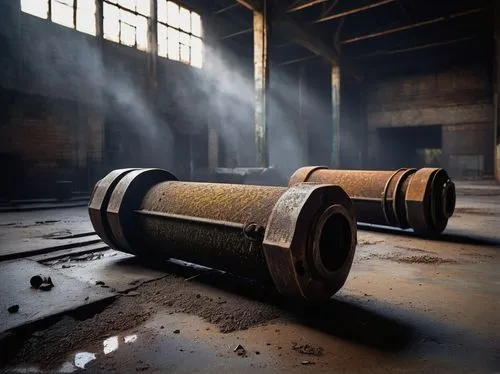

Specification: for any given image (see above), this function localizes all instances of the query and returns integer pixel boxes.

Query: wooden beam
[234,0,340,64]
[355,35,477,58]
[220,28,253,39]
[331,64,340,168]
[288,0,328,13]
[235,0,259,11]
[343,7,485,44]
[213,3,239,15]
[276,54,319,66]
[494,0,500,183]
[314,0,395,23]
[254,8,269,167]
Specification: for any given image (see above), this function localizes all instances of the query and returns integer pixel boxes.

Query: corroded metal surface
[89,168,357,301]
[289,167,456,234]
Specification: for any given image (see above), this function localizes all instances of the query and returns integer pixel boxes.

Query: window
[103,0,149,51]
[157,1,203,68]
[21,0,96,36]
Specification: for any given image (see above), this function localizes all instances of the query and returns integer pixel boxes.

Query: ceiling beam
[213,4,240,15]
[343,7,485,44]
[276,54,319,66]
[234,0,339,64]
[355,35,478,58]
[287,0,328,13]
[314,0,395,23]
[220,27,253,39]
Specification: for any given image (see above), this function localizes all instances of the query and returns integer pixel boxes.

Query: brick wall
[0,91,103,198]
[364,67,494,178]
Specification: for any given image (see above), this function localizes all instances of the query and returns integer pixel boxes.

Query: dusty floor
[0,182,499,373]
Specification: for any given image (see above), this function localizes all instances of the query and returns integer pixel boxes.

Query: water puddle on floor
[6,334,139,372]
[70,334,139,370]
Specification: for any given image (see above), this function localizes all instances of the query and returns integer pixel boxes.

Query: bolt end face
[88,168,139,248]
[405,168,456,234]
[88,168,178,252]
[263,183,357,302]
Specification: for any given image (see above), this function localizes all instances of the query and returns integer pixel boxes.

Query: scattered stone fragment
[301,360,315,365]
[61,264,74,269]
[30,275,53,290]
[8,305,19,313]
[234,344,247,357]
[96,281,105,286]
[173,329,180,334]
[160,326,164,329]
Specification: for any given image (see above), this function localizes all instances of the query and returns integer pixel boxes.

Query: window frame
[103,0,149,50]
[156,0,203,68]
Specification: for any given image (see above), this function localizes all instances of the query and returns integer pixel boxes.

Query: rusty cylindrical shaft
[89,168,357,301]
[289,167,456,234]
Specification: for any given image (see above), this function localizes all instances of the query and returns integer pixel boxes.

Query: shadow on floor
[357,223,500,246]
[118,255,417,353]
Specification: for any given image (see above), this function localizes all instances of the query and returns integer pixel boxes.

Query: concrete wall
[364,67,494,178]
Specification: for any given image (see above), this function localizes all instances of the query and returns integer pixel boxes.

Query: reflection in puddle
[103,334,138,354]
[124,334,138,344]
[63,334,138,371]
[74,352,96,369]
[103,336,119,354]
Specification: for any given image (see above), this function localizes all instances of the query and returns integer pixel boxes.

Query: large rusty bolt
[289,167,456,235]
[88,168,357,301]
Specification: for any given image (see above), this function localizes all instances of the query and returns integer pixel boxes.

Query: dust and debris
[379,254,458,264]
[6,273,281,369]
[301,360,315,365]
[359,238,383,245]
[454,207,498,216]
[291,342,324,356]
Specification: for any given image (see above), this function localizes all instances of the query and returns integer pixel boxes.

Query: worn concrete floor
[0,182,499,373]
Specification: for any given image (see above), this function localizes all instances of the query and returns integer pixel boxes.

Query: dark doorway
[377,125,442,169]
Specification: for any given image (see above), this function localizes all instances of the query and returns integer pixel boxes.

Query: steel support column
[148,0,158,89]
[331,64,340,168]
[495,0,500,183]
[298,66,308,165]
[95,0,103,38]
[254,5,270,167]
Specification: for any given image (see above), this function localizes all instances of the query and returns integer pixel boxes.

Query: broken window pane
[51,0,74,28]
[136,15,148,51]
[76,8,95,35]
[119,0,135,12]
[103,3,120,42]
[158,23,168,57]
[166,1,179,29]
[158,0,167,23]
[76,0,96,35]
[179,7,190,32]
[120,20,136,46]
[136,0,150,17]
[191,12,201,37]
[179,31,190,63]
[167,27,179,61]
[21,0,49,19]
[191,36,202,68]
